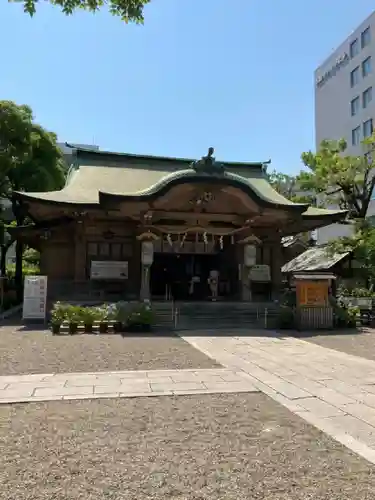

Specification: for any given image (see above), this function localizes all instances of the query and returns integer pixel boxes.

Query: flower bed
[50,300,154,335]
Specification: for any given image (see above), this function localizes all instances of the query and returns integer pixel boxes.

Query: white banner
[244,244,257,267]
[141,241,154,265]
[22,275,48,320]
[91,261,128,280]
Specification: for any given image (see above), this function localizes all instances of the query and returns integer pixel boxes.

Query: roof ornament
[191,147,225,174]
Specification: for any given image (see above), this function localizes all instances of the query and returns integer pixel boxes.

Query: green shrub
[277,305,295,329]
[126,302,154,326]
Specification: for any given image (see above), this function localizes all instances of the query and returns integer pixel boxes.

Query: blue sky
[0,0,374,173]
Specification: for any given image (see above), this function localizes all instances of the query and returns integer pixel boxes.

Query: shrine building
[11,147,347,302]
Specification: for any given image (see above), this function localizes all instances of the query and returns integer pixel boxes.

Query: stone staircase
[152,301,280,331]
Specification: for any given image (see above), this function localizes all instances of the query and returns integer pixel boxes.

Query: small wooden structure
[294,273,335,330]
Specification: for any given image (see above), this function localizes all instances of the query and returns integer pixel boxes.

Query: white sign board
[22,275,48,320]
[91,261,128,280]
[141,241,154,265]
[249,265,271,282]
[244,244,257,267]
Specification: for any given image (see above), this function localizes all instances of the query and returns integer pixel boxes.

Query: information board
[297,280,329,306]
[22,275,48,320]
[249,264,271,282]
[90,261,129,280]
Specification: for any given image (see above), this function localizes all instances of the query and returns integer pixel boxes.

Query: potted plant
[50,301,69,334]
[80,306,96,333]
[96,305,109,334]
[124,301,154,333]
[114,301,130,333]
[68,306,81,335]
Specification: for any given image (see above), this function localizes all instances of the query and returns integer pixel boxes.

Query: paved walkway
[0,368,259,404]
[182,333,375,465]
[4,331,375,465]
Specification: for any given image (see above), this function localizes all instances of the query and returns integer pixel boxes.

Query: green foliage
[277,305,295,329]
[337,285,375,298]
[299,136,375,219]
[0,101,66,199]
[328,223,375,284]
[14,0,149,22]
[50,301,154,328]
[23,248,40,267]
[126,301,153,326]
[51,301,71,324]
[6,263,39,278]
[267,170,314,204]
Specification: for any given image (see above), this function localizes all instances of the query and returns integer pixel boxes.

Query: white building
[314,12,375,244]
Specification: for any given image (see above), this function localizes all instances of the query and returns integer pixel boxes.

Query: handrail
[174,305,179,329]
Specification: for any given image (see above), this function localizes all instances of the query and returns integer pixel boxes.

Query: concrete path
[0,368,259,404]
[182,333,375,465]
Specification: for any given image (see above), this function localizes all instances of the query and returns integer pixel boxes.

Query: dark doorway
[151,253,221,300]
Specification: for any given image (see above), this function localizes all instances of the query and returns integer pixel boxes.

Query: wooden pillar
[270,238,283,299]
[74,221,86,282]
[237,243,252,301]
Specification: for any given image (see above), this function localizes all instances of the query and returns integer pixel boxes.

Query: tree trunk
[0,240,14,277]
[15,238,24,303]
[11,198,25,303]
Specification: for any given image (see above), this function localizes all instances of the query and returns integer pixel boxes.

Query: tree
[267,170,315,204]
[0,100,66,299]
[328,220,375,288]
[299,137,375,220]
[14,0,149,22]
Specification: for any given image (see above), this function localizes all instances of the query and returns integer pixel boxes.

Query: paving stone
[34,385,94,398]
[94,385,123,395]
[119,381,151,392]
[262,380,312,400]
[116,383,152,393]
[145,376,174,384]
[150,381,205,392]
[342,402,375,426]
[203,381,258,392]
[119,391,174,398]
[0,374,54,384]
[217,372,249,382]
[170,373,200,382]
[324,414,375,446]
[311,387,357,407]
[0,387,35,399]
[322,379,363,396]
[293,397,346,417]
[64,377,99,386]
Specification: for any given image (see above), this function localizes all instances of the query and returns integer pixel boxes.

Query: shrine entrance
[150,253,218,300]
[150,234,238,301]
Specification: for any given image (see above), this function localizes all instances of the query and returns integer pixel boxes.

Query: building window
[352,126,361,145]
[361,27,371,48]
[363,87,373,108]
[362,56,372,77]
[350,38,359,58]
[351,96,360,116]
[351,66,360,87]
[363,118,373,137]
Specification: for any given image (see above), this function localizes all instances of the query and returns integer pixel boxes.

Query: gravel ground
[0,324,219,375]
[300,328,375,362]
[1,393,374,500]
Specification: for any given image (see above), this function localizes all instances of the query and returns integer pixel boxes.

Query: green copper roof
[11,148,347,223]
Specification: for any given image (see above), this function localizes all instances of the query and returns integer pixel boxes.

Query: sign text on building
[316,53,349,88]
